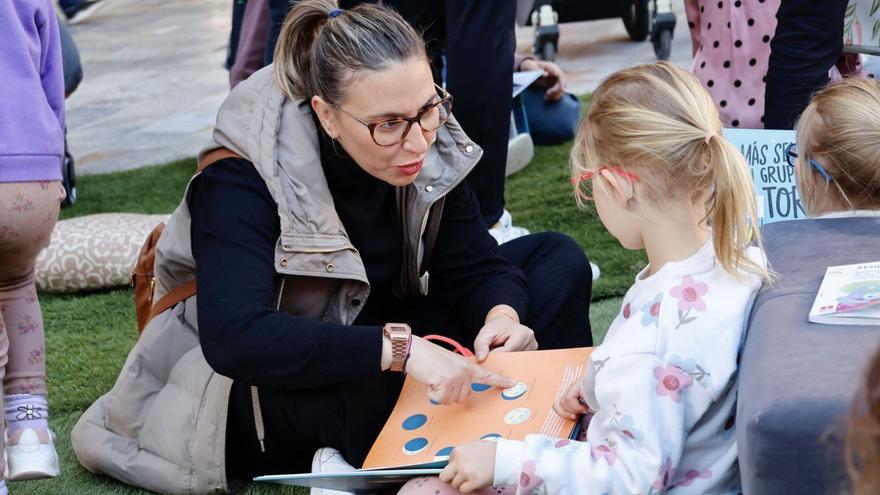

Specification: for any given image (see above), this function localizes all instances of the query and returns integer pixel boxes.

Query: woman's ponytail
[273,0,338,100]
[272,0,426,104]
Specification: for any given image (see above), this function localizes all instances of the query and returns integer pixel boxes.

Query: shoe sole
[66,1,110,25]
[506,133,534,177]
[6,445,59,481]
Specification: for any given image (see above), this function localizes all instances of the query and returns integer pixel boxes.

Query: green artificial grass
[19,130,639,493]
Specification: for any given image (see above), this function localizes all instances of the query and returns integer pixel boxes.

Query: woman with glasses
[71,1,593,492]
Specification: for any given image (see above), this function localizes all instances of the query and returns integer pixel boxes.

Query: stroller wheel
[653,28,672,60]
[539,40,556,62]
[622,0,649,41]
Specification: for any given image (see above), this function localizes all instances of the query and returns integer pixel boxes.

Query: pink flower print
[590,444,617,465]
[519,460,544,495]
[26,290,37,305]
[622,302,631,319]
[614,415,645,446]
[653,365,694,403]
[554,439,570,448]
[652,458,676,492]
[17,314,37,334]
[669,276,709,328]
[675,468,712,487]
[27,348,43,365]
[11,194,33,213]
[641,293,663,326]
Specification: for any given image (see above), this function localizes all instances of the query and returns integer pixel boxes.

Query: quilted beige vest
[71,66,482,493]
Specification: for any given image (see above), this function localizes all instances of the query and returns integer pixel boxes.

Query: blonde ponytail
[571,62,771,281]
[273,0,426,103]
[705,134,769,279]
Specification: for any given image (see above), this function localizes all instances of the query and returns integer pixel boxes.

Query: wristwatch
[383,323,413,372]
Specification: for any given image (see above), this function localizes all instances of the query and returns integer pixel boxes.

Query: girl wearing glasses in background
[405,62,771,494]
[71,0,593,492]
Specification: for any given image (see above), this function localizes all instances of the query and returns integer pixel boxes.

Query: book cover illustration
[810,262,880,324]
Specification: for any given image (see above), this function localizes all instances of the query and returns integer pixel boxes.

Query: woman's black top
[188,131,528,388]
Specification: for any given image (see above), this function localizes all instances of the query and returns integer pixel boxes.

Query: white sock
[0,479,8,495]
[5,394,49,437]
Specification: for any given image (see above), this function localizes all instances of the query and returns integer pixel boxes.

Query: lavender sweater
[0,0,65,183]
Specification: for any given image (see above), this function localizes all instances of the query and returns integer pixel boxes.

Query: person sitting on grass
[70,1,594,493]
[401,62,771,494]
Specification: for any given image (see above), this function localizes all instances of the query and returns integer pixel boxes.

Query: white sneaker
[309,447,356,495]
[489,210,530,245]
[5,428,60,481]
[506,133,534,177]
[590,261,601,281]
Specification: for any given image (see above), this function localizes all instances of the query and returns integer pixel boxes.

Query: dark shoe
[64,0,107,24]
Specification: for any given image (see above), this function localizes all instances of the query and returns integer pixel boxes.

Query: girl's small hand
[439,441,496,493]
[553,380,589,420]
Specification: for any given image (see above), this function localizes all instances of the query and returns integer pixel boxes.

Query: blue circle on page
[403,437,429,455]
[481,433,502,440]
[402,414,428,431]
[435,446,454,458]
[471,383,491,392]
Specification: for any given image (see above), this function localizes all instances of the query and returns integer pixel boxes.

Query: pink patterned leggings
[0,181,63,441]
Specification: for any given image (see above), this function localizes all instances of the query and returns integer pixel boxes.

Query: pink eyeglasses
[570,167,640,185]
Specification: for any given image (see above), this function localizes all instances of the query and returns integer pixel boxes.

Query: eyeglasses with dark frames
[335,85,453,147]
[784,142,833,183]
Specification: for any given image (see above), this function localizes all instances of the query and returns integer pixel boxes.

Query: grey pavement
[66,0,693,175]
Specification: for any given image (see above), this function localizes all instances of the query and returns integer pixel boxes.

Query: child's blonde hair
[795,78,880,216]
[572,62,768,280]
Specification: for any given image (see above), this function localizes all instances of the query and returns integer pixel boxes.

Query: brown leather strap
[198,148,241,172]
[143,149,238,327]
[150,279,197,320]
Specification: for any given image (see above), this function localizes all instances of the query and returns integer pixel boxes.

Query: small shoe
[5,429,60,481]
[489,210,530,245]
[309,447,356,495]
[64,0,109,24]
[506,133,534,177]
[590,261,601,281]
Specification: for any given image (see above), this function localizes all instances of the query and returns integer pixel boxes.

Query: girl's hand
[439,441,497,493]
[405,336,516,405]
[473,311,538,362]
[553,379,589,420]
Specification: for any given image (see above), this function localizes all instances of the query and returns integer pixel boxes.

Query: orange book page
[362,347,593,470]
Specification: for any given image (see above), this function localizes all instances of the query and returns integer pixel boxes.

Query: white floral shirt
[494,240,763,494]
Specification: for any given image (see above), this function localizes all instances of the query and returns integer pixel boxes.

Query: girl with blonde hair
[788,78,880,217]
[403,61,770,494]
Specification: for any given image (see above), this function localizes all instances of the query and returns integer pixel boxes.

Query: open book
[255,347,592,492]
[809,261,880,325]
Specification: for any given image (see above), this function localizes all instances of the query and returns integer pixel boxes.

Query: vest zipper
[250,386,266,452]
[249,278,287,453]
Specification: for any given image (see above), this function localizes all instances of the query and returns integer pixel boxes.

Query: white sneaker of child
[309,447,357,495]
[488,210,530,245]
[5,428,59,480]
[590,261,601,281]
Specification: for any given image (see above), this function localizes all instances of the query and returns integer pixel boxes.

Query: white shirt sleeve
[494,351,716,494]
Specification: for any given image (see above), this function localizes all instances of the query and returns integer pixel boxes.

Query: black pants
[225,232,592,485]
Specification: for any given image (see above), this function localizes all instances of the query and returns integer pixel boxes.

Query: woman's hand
[404,336,516,405]
[439,440,497,493]
[553,379,589,421]
[520,58,566,102]
[473,307,538,362]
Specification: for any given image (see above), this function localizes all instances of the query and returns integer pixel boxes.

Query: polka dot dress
[684,0,781,129]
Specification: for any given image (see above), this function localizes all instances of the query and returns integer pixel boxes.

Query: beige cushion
[36,213,169,293]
